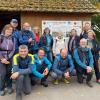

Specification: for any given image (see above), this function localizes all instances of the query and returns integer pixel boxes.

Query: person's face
[44,28,50,34]
[84,23,91,31]
[61,49,67,59]
[71,30,77,36]
[34,29,39,34]
[57,33,62,39]
[11,22,18,28]
[88,32,94,39]
[80,40,87,48]
[38,50,45,59]
[19,49,28,58]
[23,23,30,31]
[5,27,13,36]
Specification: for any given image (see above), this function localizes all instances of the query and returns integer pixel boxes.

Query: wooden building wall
[21,12,93,28]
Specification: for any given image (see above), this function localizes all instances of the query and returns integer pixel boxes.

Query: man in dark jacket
[10,19,20,53]
[80,22,95,39]
[74,38,94,87]
[18,22,36,53]
[51,48,74,85]
[11,45,34,100]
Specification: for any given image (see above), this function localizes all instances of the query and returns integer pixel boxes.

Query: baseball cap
[10,19,18,23]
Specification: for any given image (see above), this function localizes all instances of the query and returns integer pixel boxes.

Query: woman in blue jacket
[38,27,53,63]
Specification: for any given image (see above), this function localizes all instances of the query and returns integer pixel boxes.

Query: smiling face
[23,23,31,31]
[3,25,13,37]
[71,29,77,36]
[84,23,91,32]
[57,32,62,39]
[19,48,28,58]
[88,31,94,39]
[60,48,68,59]
[80,39,87,48]
[11,22,18,29]
[38,49,45,59]
[5,27,13,36]
[33,27,40,34]
[44,28,50,34]
[34,29,39,34]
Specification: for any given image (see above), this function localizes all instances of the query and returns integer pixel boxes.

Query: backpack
[0,35,4,44]
[0,35,14,43]
[0,35,14,51]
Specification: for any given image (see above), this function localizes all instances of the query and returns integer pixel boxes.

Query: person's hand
[64,72,70,79]
[43,72,47,76]
[1,58,10,64]
[28,38,33,43]
[43,68,49,76]
[87,66,92,73]
[11,72,19,79]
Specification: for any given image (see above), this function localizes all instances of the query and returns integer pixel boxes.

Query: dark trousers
[30,67,49,85]
[46,51,53,63]
[0,62,12,91]
[76,66,93,83]
[94,60,100,80]
[16,75,31,96]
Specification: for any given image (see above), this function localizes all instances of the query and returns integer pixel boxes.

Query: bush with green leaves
[91,14,100,41]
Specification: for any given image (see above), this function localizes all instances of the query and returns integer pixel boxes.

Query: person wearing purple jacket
[0,24,16,96]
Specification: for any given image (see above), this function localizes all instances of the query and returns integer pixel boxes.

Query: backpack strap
[64,38,66,48]
[0,35,4,44]
[78,47,89,65]
[55,38,57,48]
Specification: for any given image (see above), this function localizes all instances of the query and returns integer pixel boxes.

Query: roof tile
[0,0,99,13]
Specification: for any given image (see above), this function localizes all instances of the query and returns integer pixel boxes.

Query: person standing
[87,30,100,84]
[18,23,36,53]
[32,26,41,54]
[10,19,20,53]
[53,32,67,56]
[80,22,95,39]
[68,29,79,55]
[0,24,16,96]
[38,27,53,63]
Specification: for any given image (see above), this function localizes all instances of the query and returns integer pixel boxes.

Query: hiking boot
[0,90,5,96]
[41,81,48,87]
[53,79,59,85]
[86,82,93,88]
[97,79,100,84]
[63,78,70,84]
[7,88,13,94]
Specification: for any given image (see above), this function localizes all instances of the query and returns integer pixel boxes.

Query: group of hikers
[0,19,100,100]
